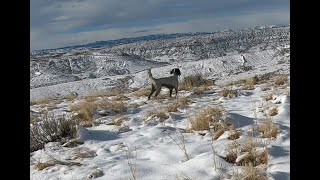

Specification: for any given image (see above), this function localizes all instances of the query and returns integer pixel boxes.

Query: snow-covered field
[30,72,290,179]
[30,26,289,179]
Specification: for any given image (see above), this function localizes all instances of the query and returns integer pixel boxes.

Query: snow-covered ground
[30,73,290,179]
[30,26,289,179]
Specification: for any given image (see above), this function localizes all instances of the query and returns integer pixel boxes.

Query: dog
[148,68,181,100]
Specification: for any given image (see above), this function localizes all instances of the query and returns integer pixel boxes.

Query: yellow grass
[179,74,214,90]
[166,102,179,112]
[64,94,77,101]
[258,118,278,138]
[220,88,238,98]
[34,161,55,171]
[274,75,288,86]
[179,97,191,105]
[146,108,169,122]
[211,129,224,141]
[69,101,98,123]
[97,100,127,114]
[132,87,151,97]
[190,106,225,131]
[268,107,278,116]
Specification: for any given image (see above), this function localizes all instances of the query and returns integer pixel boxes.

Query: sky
[30,0,290,50]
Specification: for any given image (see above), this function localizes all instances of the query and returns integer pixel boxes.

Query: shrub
[30,113,77,152]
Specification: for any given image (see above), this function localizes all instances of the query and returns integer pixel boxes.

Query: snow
[30,26,290,179]
[30,77,290,179]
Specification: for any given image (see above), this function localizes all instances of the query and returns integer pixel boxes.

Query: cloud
[30,0,289,50]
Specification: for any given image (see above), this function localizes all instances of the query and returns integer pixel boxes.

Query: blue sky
[30,0,289,50]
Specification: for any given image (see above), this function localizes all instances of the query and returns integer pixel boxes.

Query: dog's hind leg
[169,88,173,98]
[174,87,178,98]
[154,87,161,98]
[148,84,156,100]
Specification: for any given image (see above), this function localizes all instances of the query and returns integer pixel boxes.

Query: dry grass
[223,141,240,164]
[236,149,269,167]
[146,108,169,122]
[190,106,225,131]
[85,96,98,102]
[128,103,142,109]
[85,88,125,99]
[69,101,98,123]
[64,94,77,101]
[30,100,37,106]
[34,154,82,171]
[227,79,247,86]
[179,96,191,105]
[30,113,77,152]
[227,76,258,90]
[234,165,268,180]
[179,74,214,90]
[220,88,238,98]
[132,87,151,97]
[240,138,256,153]
[227,126,241,140]
[243,77,258,90]
[268,107,278,116]
[73,149,97,159]
[193,86,209,95]
[97,100,127,114]
[115,94,129,101]
[238,138,268,167]
[31,97,53,105]
[34,161,56,171]
[223,138,268,167]
[258,118,278,138]
[261,93,273,101]
[274,75,288,86]
[212,129,225,141]
[108,116,128,126]
[166,102,180,112]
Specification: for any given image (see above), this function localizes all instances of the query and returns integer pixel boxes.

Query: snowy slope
[30,76,290,180]
[30,26,289,94]
[30,26,290,179]
[31,45,289,100]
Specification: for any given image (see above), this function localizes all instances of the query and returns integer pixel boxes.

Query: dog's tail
[148,68,155,82]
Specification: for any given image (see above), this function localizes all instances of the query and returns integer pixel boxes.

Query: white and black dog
[148,68,181,100]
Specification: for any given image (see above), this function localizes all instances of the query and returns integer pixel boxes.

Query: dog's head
[170,68,181,76]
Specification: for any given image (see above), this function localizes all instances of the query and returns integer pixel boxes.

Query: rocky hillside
[30,26,289,98]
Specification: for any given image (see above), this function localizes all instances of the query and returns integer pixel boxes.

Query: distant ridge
[31,24,289,53]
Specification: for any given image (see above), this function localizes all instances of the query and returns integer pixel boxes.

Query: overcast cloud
[30,0,289,50]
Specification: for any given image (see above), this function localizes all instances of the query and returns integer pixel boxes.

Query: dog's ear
[170,69,174,74]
